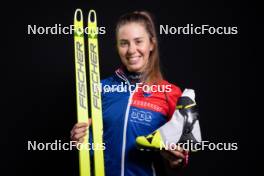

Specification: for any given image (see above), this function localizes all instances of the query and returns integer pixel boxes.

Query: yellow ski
[74,9,91,176]
[87,10,105,176]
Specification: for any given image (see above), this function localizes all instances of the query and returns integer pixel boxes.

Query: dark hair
[116,11,163,83]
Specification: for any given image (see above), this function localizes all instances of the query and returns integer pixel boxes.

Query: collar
[115,66,142,84]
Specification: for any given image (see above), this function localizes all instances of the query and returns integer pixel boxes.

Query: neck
[123,67,143,83]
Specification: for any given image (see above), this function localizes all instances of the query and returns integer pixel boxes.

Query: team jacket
[92,68,182,176]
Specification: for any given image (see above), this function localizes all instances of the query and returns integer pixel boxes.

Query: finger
[169,159,183,168]
[169,150,186,159]
[175,145,184,152]
[74,122,89,128]
[167,150,185,159]
[71,126,88,139]
[160,151,175,161]
[74,126,89,134]
[73,132,87,141]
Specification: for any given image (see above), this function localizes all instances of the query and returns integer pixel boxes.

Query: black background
[5,0,256,175]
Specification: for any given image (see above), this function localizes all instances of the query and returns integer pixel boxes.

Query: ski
[87,10,105,176]
[74,9,105,176]
[74,9,91,176]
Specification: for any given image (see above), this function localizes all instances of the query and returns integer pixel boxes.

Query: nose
[127,43,136,55]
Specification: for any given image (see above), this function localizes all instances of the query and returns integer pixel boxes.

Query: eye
[135,40,143,45]
[119,41,128,47]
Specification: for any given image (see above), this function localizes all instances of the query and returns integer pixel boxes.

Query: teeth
[127,56,141,64]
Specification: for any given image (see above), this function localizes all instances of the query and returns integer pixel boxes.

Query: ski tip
[88,9,97,24]
[74,9,83,22]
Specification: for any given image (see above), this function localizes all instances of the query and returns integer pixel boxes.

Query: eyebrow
[118,37,144,41]
[134,37,144,40]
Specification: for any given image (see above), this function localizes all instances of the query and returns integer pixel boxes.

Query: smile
[127,56,141,64]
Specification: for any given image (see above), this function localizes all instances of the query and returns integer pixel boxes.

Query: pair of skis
[73,9,104,176]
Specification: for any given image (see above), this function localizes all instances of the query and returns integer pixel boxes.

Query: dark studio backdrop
[5,0,255,175]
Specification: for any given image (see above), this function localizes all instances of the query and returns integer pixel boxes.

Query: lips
[127,56,141,64]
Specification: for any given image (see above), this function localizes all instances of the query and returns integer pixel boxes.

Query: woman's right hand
[70,119,92,145]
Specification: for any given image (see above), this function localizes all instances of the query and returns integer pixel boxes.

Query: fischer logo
[90,43,100,110]
[76,42,87,109]
[130,108,152,126]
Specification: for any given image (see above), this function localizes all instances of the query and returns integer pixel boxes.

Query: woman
[71,11,188,176]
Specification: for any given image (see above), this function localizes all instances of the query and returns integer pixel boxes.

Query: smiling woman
[117,22,153,73]
[116,11,162,83]
[70,11,188,176]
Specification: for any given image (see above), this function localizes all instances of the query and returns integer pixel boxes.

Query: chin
[127,66,142,73]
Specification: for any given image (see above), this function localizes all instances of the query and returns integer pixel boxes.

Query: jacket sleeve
[166,84,182,121]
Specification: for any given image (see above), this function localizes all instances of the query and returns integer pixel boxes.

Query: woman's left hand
[160,146,189,168]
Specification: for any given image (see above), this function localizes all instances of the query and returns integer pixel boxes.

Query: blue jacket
[91,68,181,176]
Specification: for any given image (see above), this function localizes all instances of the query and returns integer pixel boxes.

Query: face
[117,22,154,73]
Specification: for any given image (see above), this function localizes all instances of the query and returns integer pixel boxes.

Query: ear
[150,43,154,52]
[150,42,154,51]
[150,37,155,51]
